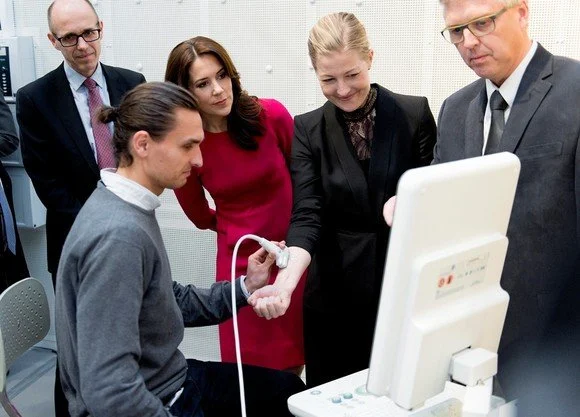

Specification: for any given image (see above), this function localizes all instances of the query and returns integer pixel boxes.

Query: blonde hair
[308,12,370,70]
[439,0,521,5]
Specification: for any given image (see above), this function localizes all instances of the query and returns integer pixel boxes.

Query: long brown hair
[165,36,264,150]
[98,82,199,167]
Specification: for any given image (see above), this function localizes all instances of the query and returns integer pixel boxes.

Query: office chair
[0,278,50,417]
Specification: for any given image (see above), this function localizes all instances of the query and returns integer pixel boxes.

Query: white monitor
[366,152,520,410]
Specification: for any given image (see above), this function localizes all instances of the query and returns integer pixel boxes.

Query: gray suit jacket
[434,44,580,352]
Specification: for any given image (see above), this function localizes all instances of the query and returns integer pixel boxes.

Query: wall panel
[9,0,580,361]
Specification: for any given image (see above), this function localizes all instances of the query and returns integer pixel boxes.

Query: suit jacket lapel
[323,101,372,217]
[369,86,395,218]
[465,81,487,158]
[51,64,99,174]
[500,44,553,153]
[102,64,124,106]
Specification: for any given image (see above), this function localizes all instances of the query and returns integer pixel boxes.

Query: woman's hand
[248,246,311,320]
[383,195,397,226]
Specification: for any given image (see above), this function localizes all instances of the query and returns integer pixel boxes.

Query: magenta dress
[175,99,305,369]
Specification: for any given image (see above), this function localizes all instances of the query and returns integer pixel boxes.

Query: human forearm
[174,279,247,327]
[174,180,217,231]
[247,117,317,318]
[247,246,311,319]
[273,246,310,293]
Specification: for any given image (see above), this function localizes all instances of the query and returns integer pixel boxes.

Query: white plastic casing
[450,348,498,386]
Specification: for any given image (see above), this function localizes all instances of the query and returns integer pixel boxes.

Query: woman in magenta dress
[165,36,304,373]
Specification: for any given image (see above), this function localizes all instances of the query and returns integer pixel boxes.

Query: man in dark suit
[1,93,29,291]
[435,0,580,402]
[16,0,145,414]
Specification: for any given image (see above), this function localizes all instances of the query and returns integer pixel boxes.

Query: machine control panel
[0,46,13,96]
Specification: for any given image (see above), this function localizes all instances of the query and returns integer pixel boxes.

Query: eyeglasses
[55,28,101,47]
[441,8,508,45]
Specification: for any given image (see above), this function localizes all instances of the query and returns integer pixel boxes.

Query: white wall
[11,0,580,359]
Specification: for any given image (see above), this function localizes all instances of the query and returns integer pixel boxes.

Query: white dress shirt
[483,40,538,154]
[64,61,113,162]
[100,168,160,211]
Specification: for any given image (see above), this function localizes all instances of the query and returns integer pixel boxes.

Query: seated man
[55,81,305,417]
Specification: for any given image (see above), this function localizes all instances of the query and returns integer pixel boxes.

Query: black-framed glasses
[55,28,101,47]
[441,8,508,45]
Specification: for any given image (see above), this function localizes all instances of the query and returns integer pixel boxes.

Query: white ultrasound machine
[288,153,521,417]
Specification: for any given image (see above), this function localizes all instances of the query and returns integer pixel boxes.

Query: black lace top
[340,86,378,175]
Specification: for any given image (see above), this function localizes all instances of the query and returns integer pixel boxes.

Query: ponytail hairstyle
[98,81,199,166]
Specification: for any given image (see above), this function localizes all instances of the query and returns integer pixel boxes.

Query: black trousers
[52,271,71,417]
[169,359,305,417]
[303,304,376,388]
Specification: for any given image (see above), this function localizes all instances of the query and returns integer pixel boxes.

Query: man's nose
[191,148,203,168]
[462,27,480,48]
[76,36,90,49]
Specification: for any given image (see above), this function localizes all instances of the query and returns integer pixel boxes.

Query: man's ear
[517,0,530,28]
[132,130,152,158]
[47,32,59,49]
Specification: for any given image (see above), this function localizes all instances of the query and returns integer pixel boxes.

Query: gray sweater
[55,183,247,417]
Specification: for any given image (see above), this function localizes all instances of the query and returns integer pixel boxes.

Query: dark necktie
[0,183,16,255]
[484,90,508,155]
[83,78,116,168]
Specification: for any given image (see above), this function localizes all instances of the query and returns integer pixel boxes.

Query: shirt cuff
[239,275,251,299]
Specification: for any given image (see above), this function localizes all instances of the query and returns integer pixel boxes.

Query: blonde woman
[250,12,437,387]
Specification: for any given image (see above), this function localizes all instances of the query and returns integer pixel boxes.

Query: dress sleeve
[262,98,294,167]
[174,174,217,231]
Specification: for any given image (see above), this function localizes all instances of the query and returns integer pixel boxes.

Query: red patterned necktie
[83,78,115,168]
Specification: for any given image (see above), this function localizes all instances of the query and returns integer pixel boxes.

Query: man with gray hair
[16,0,145,414]
[435,0,580,408]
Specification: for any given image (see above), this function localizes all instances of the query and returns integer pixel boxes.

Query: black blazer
[434,44,580,350]
[286,84,436,313]
[16,63,146,273]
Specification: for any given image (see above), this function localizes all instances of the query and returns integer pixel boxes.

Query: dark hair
[98,82,199,167]
[48,0,99,33]
[165,36,264,150]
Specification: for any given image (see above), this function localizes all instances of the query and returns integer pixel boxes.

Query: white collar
[100,169,161,211]
[485,40,538,107]
[64,61,106,92]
